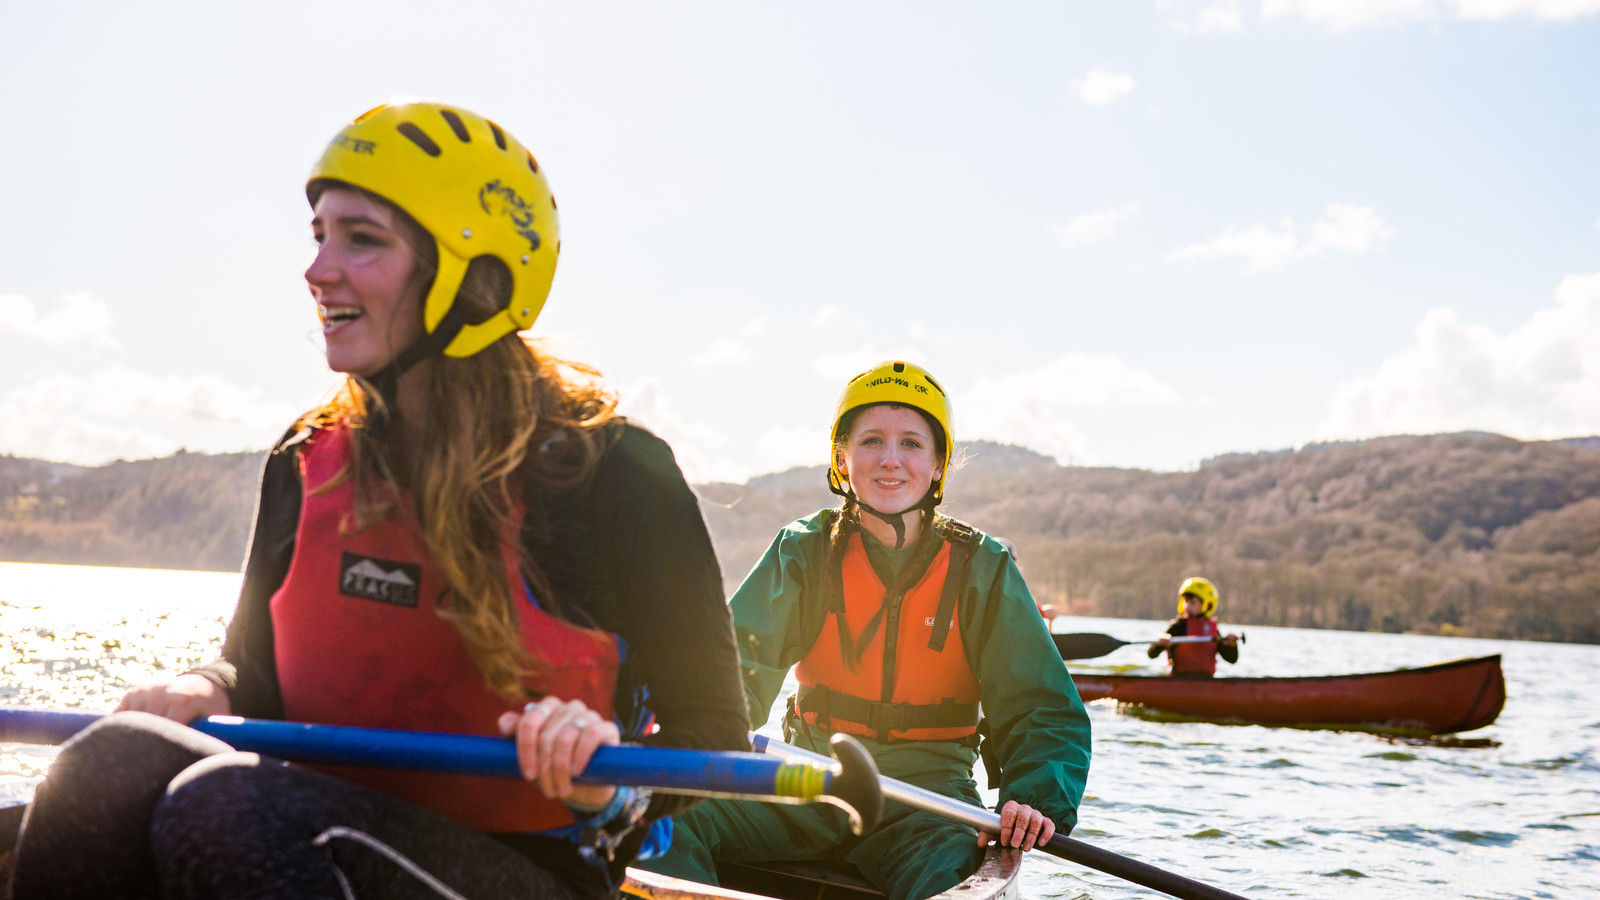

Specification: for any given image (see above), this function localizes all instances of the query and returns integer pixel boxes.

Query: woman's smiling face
[305,187,427,377]
[837,404,943,516]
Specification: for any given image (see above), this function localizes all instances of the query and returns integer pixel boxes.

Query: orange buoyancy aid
[794,528,981,743]
[1169,617,1222,676]
[270,425,620,833]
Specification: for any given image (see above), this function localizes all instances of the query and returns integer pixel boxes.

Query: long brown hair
[299,185,616,700]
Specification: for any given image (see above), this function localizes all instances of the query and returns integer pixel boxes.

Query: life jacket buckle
[866,701,910,734]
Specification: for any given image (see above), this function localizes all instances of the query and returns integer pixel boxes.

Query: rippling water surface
[2,561,1597,898]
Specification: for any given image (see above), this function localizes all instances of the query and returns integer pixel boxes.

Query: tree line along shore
[3,432,1597,645]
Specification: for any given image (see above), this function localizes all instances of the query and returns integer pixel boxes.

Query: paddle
[1053,631,1246,661]
[752,733,1253,900]
[0,709,883,835]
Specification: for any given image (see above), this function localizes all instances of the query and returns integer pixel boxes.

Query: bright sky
[3,1,1598,483]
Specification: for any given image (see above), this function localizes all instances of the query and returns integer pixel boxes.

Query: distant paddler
[639,360,1092,900]
[1150,577,1241,676]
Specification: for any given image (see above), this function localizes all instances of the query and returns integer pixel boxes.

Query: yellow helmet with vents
[307,101,559,358]
[828,361,953,505]
[1178,577,1219,617]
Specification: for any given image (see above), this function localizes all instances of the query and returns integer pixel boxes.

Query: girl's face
[837,405,942,516]
[306,188,427,377]
[1182,595,1206,618]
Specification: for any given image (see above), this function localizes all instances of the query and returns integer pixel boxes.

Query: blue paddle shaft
[0,710,827,799]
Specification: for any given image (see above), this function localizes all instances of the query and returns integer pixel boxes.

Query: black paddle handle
[1048,834,1253,900]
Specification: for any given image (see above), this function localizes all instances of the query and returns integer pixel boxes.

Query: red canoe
[1070,655,1505,734]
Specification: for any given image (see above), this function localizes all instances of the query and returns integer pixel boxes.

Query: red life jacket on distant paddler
[1169,617,1222,677]
[794,525,981,743]
[270,425,620,833]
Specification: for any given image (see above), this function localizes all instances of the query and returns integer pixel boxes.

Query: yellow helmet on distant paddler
[827,360,953,506]
[1178,577,1218,617]
[307,100,560,359]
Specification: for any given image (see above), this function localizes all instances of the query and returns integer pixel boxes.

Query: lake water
[1,561,1597,899]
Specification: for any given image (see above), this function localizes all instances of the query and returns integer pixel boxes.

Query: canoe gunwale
[625,846,1022,900]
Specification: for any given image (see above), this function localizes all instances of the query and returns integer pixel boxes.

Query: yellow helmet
[827,361,953,506]
[307,101,559,359]
[1178,577,1218,617]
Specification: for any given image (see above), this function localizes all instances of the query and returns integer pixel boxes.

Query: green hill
[4,433,1597,643]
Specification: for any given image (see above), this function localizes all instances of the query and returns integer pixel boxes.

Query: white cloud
[1161,0,1248,33]
[0,367,300,465]
[1049,204,1139,249]
[615,377,822,483]
[1316,272,1600,442]
[1169,202,1395,274]
[1262,0,1600,30]
[956,355,1182,465]
[0,291,115,347]
[691,318,768,367]
[812,346,925,381]
[1070,67,1137,105]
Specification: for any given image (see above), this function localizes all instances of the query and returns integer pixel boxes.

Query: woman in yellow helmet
[641,361,1092,900]
[1150,576,1241,676]
[9,101,747,898]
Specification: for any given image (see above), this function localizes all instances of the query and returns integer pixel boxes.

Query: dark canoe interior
[1,800,1019,900]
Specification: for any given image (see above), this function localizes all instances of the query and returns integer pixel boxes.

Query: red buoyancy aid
[794,529,981,742]
[1169,617,1222,676]
[270,426,620,833]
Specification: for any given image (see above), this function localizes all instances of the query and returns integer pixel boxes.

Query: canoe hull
[1071,654,1505,733]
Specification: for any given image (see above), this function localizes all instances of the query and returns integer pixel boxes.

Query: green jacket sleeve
[959,535,1092,833]
[728,512,834,731]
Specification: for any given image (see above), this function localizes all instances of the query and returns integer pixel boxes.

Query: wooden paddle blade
[1052,632,1135,660]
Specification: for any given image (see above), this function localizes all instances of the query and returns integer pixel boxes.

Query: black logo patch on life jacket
[338,552,421,608]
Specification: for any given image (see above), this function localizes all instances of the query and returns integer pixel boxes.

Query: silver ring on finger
[571,717,591,730]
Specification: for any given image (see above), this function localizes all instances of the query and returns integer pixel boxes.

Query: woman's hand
[116,673,231,724]
[498,697,621,811]
[981,800,1056,851]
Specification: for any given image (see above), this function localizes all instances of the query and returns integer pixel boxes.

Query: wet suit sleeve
[187,430,300,719]
[1219,629,1239,665]
[1148,618,1184,661]
[568,425,750,819]
[959,537,1091,833]
[726,513,833,730]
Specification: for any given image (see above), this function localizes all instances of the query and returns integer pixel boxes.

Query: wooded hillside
[698,434,1600,645]
[3,432,1598,643]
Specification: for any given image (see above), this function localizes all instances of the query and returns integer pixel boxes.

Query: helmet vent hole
[893,362,905,373]
[550,194,558,211]
[439,109,471,143]
[396,122,441,157]
[924,375,946,396]
[489,122,507,150]
[527,153,539,174]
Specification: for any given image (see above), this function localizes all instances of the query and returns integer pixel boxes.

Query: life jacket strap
[795,684,980,739]
[926,542,971,653]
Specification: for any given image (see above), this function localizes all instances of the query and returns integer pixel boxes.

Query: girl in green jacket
[642,360,1091,900]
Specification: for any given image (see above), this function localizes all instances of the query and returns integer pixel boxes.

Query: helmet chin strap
[363,307,466,441]
[850,481,941,550]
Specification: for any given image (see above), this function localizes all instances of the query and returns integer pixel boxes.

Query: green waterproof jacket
[733,509,1092,832]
